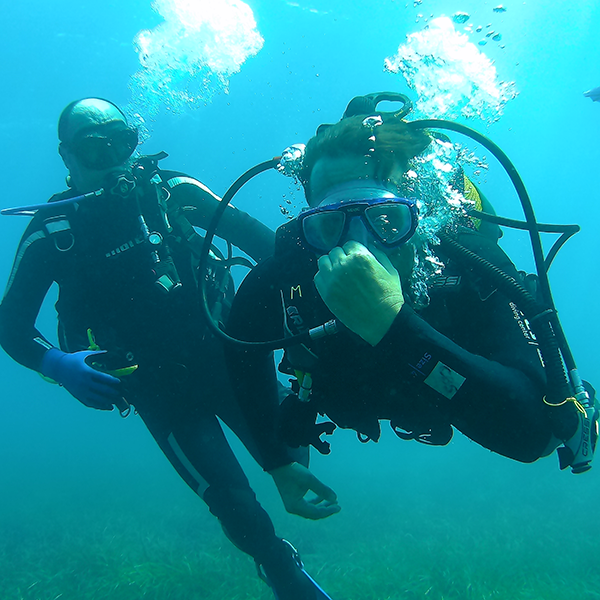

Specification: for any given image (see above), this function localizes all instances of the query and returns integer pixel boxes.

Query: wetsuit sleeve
[375,232,550,459]
[164,172,275,262]
[224,258,296,472]
[0,219,56,372]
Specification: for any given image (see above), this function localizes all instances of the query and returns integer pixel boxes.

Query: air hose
[198,159,337,351]
[438,232,571,408]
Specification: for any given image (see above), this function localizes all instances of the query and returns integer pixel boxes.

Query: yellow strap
[106,365,138,378]
[294,369,305,387]
[86,328,138,378]
[87,328,100,351]
[464,175,483,230]
[294,369,313,402]
[543,395,586,414]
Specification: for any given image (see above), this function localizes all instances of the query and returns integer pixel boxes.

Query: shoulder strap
[162,173,221,260]
[42,213,75,252]
[40,193,78,252]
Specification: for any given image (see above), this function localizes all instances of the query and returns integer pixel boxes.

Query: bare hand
[270,462,341,520]
[314,240,404,345]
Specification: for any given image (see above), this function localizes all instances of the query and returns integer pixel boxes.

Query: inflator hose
[439,232,575,438]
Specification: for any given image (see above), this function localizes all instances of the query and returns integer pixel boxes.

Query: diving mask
[69,126,139,171]
[298,187,418,254]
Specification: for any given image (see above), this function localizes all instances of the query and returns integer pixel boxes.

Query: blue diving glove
[41,348,122,410]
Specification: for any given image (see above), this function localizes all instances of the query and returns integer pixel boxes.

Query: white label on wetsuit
[34,337,53,350]
[424,361,466,399]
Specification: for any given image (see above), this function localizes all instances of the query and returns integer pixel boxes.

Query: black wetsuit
[0,164,307,593]
[225,219,576,472]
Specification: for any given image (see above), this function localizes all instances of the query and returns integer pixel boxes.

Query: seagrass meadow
[2,423,600,600]
[2,488,599,600]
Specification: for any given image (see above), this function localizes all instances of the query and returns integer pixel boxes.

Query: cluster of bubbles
[384,16,517,123]
[279,187,303,220]
[455,145,489,178]
[452,9,505,47]
[401,136,478,307]
[277,144,307,219]
[127,0,263,136]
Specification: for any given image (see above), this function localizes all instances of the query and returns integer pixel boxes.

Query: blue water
[1,1,600,598]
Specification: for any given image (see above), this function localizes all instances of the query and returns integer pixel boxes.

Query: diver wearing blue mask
[224,109,596,519]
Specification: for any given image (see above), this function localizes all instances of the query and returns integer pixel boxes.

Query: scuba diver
[0,98,337,600]
[222,92,598,518]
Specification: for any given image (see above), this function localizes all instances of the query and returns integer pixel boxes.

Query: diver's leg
[138,401,331,600]
[198,336,310,468]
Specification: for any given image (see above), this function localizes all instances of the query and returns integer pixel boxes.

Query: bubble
[384,16,517,123]
[478,39,488,46]
[493,5,507,13]
[127,0,263,128]
[452,12,470,24]
[476,25,483,32]
[492,33,503,41]
[397,137,481,307]
[456,147,489,172]
[277,144,306,178]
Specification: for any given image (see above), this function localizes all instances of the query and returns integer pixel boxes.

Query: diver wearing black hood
[0,98,336,600]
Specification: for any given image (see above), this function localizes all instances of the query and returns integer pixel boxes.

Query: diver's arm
[226,259,341,518]
[380,301,545,403]
[378,302,550,459]
[0,220,57,371]
[224,258,297,472]
[374,234,551,459]
[164,171,275,262]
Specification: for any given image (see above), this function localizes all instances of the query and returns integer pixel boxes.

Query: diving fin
[257,539,333,600]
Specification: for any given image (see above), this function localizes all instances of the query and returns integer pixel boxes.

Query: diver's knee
[203,484,258,517]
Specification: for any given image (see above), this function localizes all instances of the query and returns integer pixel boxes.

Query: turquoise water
[1,1,600,598]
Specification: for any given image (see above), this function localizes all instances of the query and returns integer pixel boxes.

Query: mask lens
[73,127,138,170]
[113,128,138,156]
[119,127,139,150]
[302,211,346,253]
[364,202,414,246]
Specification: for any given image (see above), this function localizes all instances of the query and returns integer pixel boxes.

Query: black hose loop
[438,232,571,405]
[198,159,319,351]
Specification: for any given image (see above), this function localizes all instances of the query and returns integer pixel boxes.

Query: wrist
[361,298,404,346]
[268,462,296,478]
[40,348,67,381]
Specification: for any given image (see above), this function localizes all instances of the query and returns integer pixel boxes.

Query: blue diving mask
[298,187,419,254]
